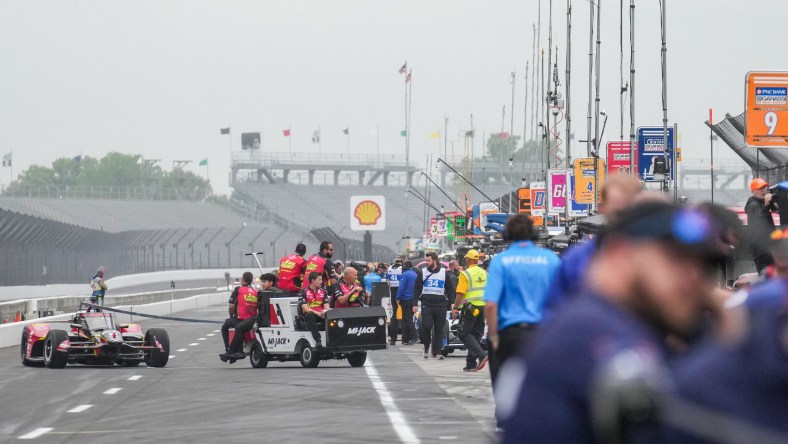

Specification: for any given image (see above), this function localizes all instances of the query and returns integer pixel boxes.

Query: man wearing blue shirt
[483,214,560,390]
[363,263,384,294]
[396,260,419,345]
[502,202,741,443]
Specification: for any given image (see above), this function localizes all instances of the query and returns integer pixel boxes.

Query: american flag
[1,152,10,167]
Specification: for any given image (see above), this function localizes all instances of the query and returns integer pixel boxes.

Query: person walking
[414,252,455,359]
[386,256,404,344]
[396,260,418,345]
[483,215,560,389]
[451,249,489,372]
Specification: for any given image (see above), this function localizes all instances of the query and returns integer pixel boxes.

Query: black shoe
[229,359,236,364]
[389,340,396,346]
[228,352,246,360]
[463,365,478,372]
[219,353,229,362]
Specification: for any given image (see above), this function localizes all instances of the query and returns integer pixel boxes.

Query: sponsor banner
[241,132,261,150]
[517,188,531,214]
[350,195,386,231]
[530,182,546,217]
[546,170,567,214]
[745,72,788,147]
[478,202,499,234]
[606,141,635,175]
[636,127,675,182]
[573,158,606,204]
[567,172,591,217]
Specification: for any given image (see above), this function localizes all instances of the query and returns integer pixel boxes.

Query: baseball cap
[395,255,405,263]
[465,249,480,261]
[403,260,413,269]
[750,178,769,191]
[600,201,741,262]
[295,243,307,255]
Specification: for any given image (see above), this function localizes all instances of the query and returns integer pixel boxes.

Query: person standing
[483,215,560,387]
[387,257,404,344]
[277,243,307,293]
[396,260,419,345]
[745,178,778,274]
[88,266,108,312]
[304,241,338,288]
[452,249,489,372]
[414,252,455,359]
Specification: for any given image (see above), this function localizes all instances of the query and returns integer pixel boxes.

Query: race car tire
[21,327,44,367]
[144,328,170,368]
[249,342,268,369]
[43,330,69,369]
[298,341,320,368]
[347,351,367,367]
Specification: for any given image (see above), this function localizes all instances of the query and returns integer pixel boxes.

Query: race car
[228,291,387,369]
[21,309,170,369]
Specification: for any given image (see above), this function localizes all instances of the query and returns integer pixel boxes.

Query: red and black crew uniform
[277,244,308,293]
[304,241,337,288]
[222,272,264,361]
[298,272,331,347]
[332,280,366,309]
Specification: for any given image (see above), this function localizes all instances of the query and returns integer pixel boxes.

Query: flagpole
[319,126,322,155]
[289,124,292,153]
[376,126,380,168]
[347,125,350,154]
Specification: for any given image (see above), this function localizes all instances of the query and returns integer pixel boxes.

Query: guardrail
[0,291,229,349]
[0,287,221,324]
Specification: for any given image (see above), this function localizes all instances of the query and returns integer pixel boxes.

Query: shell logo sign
[350,195,386,231]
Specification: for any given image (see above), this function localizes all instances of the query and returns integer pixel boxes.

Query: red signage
[606,141,635,175]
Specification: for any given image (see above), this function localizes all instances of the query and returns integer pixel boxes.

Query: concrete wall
[0,291,228,349]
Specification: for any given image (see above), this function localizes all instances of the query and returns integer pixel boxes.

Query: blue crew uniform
[363,272,382,294]
[483,241,560,392]
[542,239,597,319]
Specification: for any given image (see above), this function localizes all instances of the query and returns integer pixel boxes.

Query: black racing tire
[249,341,268,369]
[299,341,320,368]
[144,328,170,368]
[347,351,367,367]
[43,330,69,369]
[21,327,43,367]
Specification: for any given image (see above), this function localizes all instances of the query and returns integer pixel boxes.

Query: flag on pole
[498,132,509,139]
[465,130,475,137]
[429,132,441,139]
[1,152,11,167]
[400,130,407,137]
[283,129,291,137]
[406,70,412,83]
[199,158,208,166]
[312,129,321,144]
[342,128,349,135]
[220,127,230,135]
[399,61,407,74]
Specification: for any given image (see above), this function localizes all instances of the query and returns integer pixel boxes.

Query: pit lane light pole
[420,172,468,218]
[435,158,496,204]
[406,186,443,214]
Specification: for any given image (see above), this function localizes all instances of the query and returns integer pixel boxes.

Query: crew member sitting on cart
[298,272,331,348]
[221,272,264,362]
[333,267,369,308]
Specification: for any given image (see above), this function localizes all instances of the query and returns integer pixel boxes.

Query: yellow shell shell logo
[354,200,382,225]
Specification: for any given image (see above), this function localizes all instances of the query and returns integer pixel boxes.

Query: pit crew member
[277,243,308,293]
[304,241,338,288]
[299,272,331,347]
[221,271,264,361]
[88,266,108,312]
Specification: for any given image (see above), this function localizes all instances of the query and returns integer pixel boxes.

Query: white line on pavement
[176,348,187,352]
[18,427,52,439]
[197,338,206,341]
[206,333,215,337]
[365,359,419,444]
[127,375,142,381]
[169,355,176,358]
[103,388,122,395]
[67,405,93,413]
[213,330,220,333]
[189,343,198,346]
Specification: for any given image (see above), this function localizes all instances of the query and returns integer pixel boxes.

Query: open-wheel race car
[228,291,387,369]
[21,308,170,369]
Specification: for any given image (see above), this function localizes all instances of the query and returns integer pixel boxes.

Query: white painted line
[19,427,53,439]
[127,375,142,381]
[169,355,176,358]
[197,338,206,341]
[213,329,220,333]
[67,405,93,413]
[206,333,215,337]
[103,388,122,395]
[176,348,187,352]
[365,360,419,444]
[189,343,198,346]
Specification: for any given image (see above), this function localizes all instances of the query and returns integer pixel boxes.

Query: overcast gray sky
[1,0,786,195]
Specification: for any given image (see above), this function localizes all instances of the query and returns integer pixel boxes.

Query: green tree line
[6,152,211,195]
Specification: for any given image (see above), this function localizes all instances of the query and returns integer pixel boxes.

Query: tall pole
[546,0,553,175]
[522,61,530,180]
[541,49,546,174]
[619,0,625,141]
[289,123,292,152]
[661,0,669,192]
[566,0,572,167]
[594,0,602,157]
[509,71,516,141]
[444,116,449,160]
[408,70,413,185]
[405,72,410,185]
[531,24,538,140]
[629,0,636,175]
[587,0,594,158]
[709,110,714,203]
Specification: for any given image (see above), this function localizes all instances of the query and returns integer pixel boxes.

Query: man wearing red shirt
[333,267,369,309]
[298,272,331,347]
[221,272,263,362]
[277,243,307,293]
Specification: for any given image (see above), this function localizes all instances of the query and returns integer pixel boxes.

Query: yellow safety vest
[461,265,487,306]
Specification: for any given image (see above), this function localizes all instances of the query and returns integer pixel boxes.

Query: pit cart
[21,307,170,369]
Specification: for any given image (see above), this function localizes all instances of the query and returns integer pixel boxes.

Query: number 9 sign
[745,72,788,147]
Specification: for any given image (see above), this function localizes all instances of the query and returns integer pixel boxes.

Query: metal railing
[231,151,410,168]
[0,185,210,201]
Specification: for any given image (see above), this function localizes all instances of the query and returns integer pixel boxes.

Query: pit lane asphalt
[0,304,495,443]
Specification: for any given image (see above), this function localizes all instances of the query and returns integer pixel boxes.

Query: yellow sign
[573,158,606,204]
[677,148,682,162]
